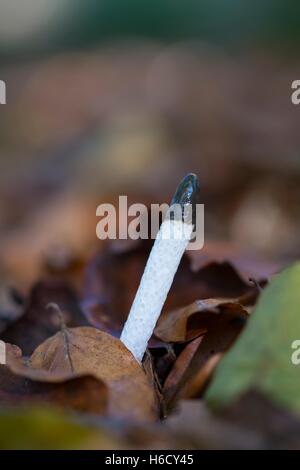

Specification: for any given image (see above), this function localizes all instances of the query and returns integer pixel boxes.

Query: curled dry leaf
[29,326,158,421]
[162,336,222,409]
[155,298,249,343]
[164,350,222,403]
[1,343,108,415]
[179,353,222,400]
[163,337,203,401]
[159,300,248,410]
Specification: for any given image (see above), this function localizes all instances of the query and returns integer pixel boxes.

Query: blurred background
[0,0,300,289]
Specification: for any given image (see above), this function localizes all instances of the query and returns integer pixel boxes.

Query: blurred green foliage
[69,0,300,46]
[1,0,300,61]
[0,406,119,449]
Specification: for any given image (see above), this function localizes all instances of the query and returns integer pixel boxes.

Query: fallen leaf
[0,343,108,415]
[163,337,203,401]
[151,344,177,385]
[162,300,248,409]
[172,353,223,400]
[206,262,300,415]
[2,280,89,355]
[155,298,249,343]
[162,337,222,406]
[29,326,158,421]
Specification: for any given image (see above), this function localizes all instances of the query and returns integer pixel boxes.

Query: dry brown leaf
[163,338,222,407]
[29,326,158,421]
[0,343,108,414]
[163,337,203,400]
[155,298,249,343]
[175,353,222,400]
[159,300,248,410]
[2,280,88,355]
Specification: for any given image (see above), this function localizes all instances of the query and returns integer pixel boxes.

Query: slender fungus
[120,173,200,362]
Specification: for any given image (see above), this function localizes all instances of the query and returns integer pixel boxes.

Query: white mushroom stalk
[120,173,200,362]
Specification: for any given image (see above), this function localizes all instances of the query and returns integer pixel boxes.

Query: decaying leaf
[163,337,203,401]
[161,300,248,409]
[206,263,300,415]
[0,343,108,415]
[155,298,249,343]
[2,280,88,355]
[29,326,158,421]
[163,336,222,404]
[174,353,223,402]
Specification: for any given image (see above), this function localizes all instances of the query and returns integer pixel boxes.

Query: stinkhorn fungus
[120,173,200,362]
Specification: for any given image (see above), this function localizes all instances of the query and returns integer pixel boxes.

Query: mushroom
[120,173,200,362]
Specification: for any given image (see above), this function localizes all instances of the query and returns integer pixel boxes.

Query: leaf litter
[0,208,299,449]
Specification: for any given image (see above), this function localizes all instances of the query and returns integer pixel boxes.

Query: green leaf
[206,262,300,414]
